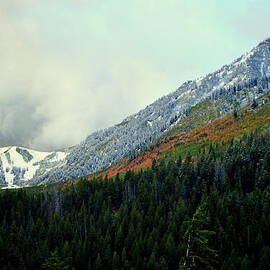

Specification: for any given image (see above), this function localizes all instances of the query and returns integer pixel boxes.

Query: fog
[0,0,269,151]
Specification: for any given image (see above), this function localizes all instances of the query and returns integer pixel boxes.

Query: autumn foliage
[101,105,270,178]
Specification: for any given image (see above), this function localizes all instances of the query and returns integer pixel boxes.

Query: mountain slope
[2,127,270,269]
[33,39,270,185]
[99,95,270,178]
[0,146,67,188]
[4,39,269,187]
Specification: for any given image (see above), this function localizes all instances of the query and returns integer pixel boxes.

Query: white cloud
[234,3,270,41]
[0,0,171,150]
[0,0,268,151]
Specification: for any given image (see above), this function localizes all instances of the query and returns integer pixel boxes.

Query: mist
[0,0,269,151]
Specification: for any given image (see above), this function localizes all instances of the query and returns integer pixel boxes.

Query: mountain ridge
[38,39,269,185]
[0,146,67,188]
[102,95,270,179]
[2,39,270,187]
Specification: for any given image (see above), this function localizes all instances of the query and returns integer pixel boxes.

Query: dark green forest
[1,130,270,269]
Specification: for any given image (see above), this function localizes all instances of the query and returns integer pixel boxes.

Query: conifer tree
[179,201,217,270]
[42,250,71,270]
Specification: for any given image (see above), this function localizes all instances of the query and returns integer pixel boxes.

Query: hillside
[1,39,270,187]
[1,116,270,269]
[1,43,270,268]
[0,146,67,189]
[34,38,270,185]
[92,94,270,179]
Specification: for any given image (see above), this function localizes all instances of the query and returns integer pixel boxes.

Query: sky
[0,0,270,151]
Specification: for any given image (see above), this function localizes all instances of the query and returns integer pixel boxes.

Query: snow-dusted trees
[38,42,270,184]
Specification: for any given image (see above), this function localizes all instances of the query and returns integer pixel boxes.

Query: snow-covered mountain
[0,146,67,188]
[33,38,270,185]
[3,38,270,187]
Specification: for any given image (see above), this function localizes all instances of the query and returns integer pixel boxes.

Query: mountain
[2,109,270,269]
[2,39,270,187]
[101,95,270,179]
[35,39,270,185]
[0,146,67,188]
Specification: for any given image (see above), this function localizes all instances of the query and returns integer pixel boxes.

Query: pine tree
[240,255,252,270]
[259,247,270,270]
[112,251,120,269]
[179,201,217,270]
[95,253,102,270]
[42,250,71,270]
[147,250,156,270]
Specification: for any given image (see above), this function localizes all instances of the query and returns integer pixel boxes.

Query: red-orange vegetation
[103,111,270,178]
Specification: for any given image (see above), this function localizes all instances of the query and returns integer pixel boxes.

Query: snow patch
[0,146,67,188]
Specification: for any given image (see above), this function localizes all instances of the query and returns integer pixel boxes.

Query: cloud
[0,94,47,148]
[0,0,171,151]
[234,1,270,41]
[0,0,268,151]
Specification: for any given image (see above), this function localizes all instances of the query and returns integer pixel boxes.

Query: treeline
[1,130,270,269]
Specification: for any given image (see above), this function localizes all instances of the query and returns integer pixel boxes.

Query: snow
[1,184,22,189]
[0,147,11,155]
[39,37,270,185]
[0,146,67,188]
[261,62,265,76]
[3,39,270,187]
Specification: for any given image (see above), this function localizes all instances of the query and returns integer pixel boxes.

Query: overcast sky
[0,0,269,151]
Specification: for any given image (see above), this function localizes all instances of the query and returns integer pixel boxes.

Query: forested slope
[35,39,270,185]
[100,94,270,178]
[1,124,270,269]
